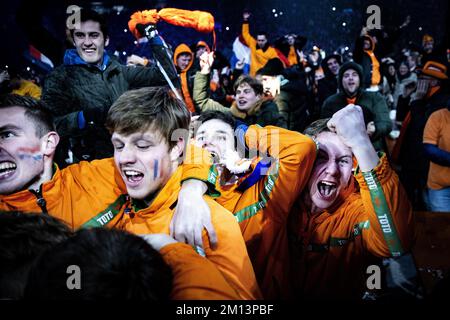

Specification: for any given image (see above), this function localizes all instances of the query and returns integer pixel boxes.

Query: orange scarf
[346,97,357,105]
[365,50,381,86]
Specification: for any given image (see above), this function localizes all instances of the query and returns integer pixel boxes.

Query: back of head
[0,211,72,299]
[106,86,190,149]
[0,94,55,138]
[257,58,284,77]
[25,228,173,300]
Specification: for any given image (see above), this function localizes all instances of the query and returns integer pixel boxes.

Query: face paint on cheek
[17,147,43,161]
[18,153,43,161]
[153,159,159,180]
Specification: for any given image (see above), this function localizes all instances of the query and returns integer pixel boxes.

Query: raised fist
[327,104,370,150]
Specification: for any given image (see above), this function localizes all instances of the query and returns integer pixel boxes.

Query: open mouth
[207,149,220,163]
[123,169,144,186]
[83,48,96,54]
[0,161,17,180]
[238,99,247,107]
[317,180,338,199]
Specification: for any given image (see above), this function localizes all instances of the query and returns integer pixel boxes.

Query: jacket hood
[196,41,211,53]
[363,35,375,51]
[321,54,342,78]
[173,43,193,72]
[63,49,111,71]
[338,61,364,97]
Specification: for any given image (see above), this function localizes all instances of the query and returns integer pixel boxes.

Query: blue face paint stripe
[154,159,158,180]
[18,154,43,161]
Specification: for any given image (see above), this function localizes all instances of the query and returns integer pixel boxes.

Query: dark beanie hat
[338,61,364,94]
[257,58,284,76]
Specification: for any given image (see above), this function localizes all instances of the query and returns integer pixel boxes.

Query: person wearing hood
[317,54,342,108]
[320,61,392,151]
[353,34,381,91]
[190,40,211,72]
[257,58,310,132]
[41,9,179,166]
[193,51,286,128]
[173,43,196,113]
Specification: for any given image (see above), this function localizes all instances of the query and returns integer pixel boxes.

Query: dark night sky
[0,0,448,74]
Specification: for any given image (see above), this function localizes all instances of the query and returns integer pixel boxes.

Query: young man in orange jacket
[289,104,414,299]
[104,87,260,299]
[172,110,317,299]
[0,93,259,299]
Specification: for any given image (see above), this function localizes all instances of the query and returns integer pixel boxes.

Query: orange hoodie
[363,35,381,87]
[288,155,414,299]
[215,125,317,299]
[174,44,196,113]
[110,166,262,300]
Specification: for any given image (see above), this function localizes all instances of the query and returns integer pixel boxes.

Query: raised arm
[193,52,232,113]
[328,105,414,257]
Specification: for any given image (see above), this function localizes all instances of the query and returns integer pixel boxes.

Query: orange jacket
[241,23,280,76]
[288,155,415,299]
[161,242,240,299]
[0,145,259,299]
[0,144,212,230]
[109,166,261,300]
[287,45,298,66]
[214,125,317,299]
[173,44,196,113]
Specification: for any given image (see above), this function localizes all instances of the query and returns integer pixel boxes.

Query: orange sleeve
[160,242,240,300]
[240,125,317,223]
[180,142,220,197]
[423,111,441,145]
[355,154,415,257]
[241,22,256,48]
[202,198,262,300]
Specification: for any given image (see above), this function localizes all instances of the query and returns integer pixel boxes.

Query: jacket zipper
[29,185,48,215]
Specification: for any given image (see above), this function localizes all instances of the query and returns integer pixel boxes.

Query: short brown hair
[106,87,190,148]
[303,118,331,138]
[233,75,263,96]
[0,94,55,138]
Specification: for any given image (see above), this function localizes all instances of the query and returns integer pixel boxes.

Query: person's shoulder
[205,196,237,223]
[323,92,343,106]
[45,64,69,79]
[260,99,279,110]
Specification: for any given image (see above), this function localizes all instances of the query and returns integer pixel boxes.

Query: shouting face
[307,131,353,212]
[342,69,360,97]
[194,119,235,163]
[112,129,182,202]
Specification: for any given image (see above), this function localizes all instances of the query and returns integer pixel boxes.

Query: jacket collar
[129,167,182,216]
[0,163,61,211]
[63,49,111,71]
